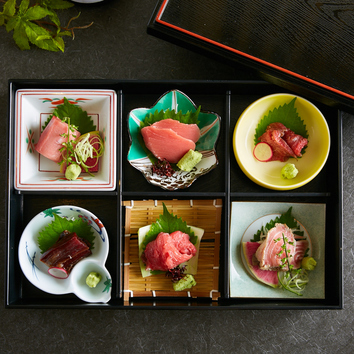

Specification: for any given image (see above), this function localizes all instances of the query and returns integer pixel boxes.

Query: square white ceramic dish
[14,89,117,191]
[229,202,325,299]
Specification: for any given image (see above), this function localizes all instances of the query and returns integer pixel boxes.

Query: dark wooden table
[149,0,354,111]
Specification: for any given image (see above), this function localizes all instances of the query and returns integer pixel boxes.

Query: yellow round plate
[233,94,330,190]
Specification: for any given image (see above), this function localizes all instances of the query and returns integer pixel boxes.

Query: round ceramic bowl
[127,89,221,190]
[233,94,330,190]
[18,205,111,303]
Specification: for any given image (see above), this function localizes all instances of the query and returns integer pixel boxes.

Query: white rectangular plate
[229,202,325,299]
[14,89,117,191]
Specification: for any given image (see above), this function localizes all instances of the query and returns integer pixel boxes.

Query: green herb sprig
[58,116,79,169]
[142,203,197,249]
[274,227,308,296]
[0,0,93,52]
[43,97,96,133]
[37,213,95,253]
[254,98,308,146]
[274,232,300,279]
[251,207,302,242]
[139,107,201,131]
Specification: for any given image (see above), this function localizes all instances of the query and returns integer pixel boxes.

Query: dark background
[1,0,354,352]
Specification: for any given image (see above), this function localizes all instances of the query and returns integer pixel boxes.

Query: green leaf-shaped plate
[128,90,221,190]
[233,94,330,190]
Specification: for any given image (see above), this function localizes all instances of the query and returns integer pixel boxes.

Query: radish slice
[48,267,69,279]
[253,142,273,162]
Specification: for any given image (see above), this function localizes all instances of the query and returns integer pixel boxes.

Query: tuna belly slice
[35,116,81,163]
[40,230,91,274]
[243,242,279,288]
[291,240,309,269]
[141,126,195,163]
[152,119,200,143]
[283,130,308,157]
[259,129,296,162]
[255,223,296,271]
[142,231,197,271]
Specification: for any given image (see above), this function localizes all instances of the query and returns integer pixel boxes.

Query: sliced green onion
[277,269,309,296]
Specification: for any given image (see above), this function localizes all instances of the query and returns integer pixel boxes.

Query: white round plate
[240,213,312,282]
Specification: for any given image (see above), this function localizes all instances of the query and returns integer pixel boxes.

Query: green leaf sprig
[273,232,299,277]
[276,234,309,296]
[58,116,78,167]
[37,213,95,253]
[43,97,96,134]
[142,203,197,249]
[251,207,305,242]
[0,0,93,52]
[139,106,201,130]
[254,98,308,145]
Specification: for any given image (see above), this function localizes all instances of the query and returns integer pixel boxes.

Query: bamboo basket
[123,199,222,303]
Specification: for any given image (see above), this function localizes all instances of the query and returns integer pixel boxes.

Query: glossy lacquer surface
[0,0,353,352]
[151,0,354,109]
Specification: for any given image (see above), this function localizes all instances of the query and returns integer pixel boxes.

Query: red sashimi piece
[142,231,197,271]
[242,242,279,287]
[35,116,81,163]
[255,223,297,271]
[267,122,289,133]
[80,135,101,173]
[152,119,200,143]
[40,230,91,275]
[283,130,308,157]
[242,239,308,288]
[61,135,102,174]
[291,240,309,268]
[259,127,297,162]
[141,126,196,163]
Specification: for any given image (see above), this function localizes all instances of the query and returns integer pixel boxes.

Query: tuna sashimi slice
[142,231,197,271]
[243,238,308,288]
[40,230,91,274]
[152,119,200,143]
[291,240,309,269]
[259,126,297,162]
[141,125,196,163]
[243,242,279,288]
[283,130,308,157]
[79,134,101,172]
[267,122,289,134]
[255,223,297,271]
[35,116,81,163]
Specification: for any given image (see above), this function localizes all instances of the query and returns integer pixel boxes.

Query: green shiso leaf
[139,106,201,130]
[254,98,308,145]
[251,207,301,242]
[42,97,96,134]
[142,203,197,249]
[37,214,95,253]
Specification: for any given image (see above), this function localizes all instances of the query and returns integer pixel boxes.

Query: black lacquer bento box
[6,80,343,309]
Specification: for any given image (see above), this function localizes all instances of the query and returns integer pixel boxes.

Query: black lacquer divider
[222,90,232,299]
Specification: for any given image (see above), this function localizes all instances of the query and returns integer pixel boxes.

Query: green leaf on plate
[42,97,96,134]
[254,98,308,145]
[37,213,95,253]
[139,106,201,130]
[251,207,303,242]
[142,203,197,249]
